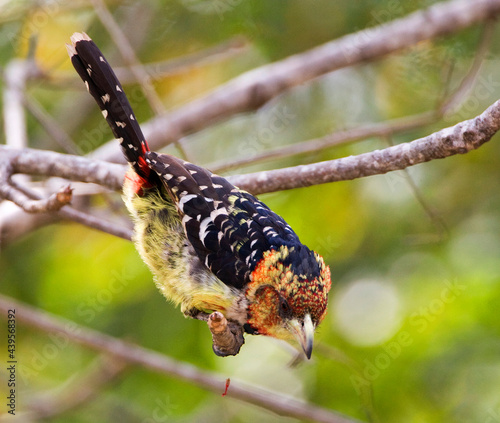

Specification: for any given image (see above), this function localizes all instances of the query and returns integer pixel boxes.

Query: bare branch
[0,147,125,191]
[2,59,41,149]
[0,152,131,240]
[440,18,496,116]
[228,99,500,194]
[2,0,499,243]
[89,0,165,115]
[8,176,132,240]
[2,95,500,197]
[209,112,436,173]
[0,161,73,212]
[23,93,80,155]
[0,294,361,423]
[92,0,500,164]
[58,206,133,240]
[113,36,249,83]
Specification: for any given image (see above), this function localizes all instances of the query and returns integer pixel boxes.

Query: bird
[67,32,331,359]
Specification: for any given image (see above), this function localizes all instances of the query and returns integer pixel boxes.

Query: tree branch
[2,96,500,197]
[2,59,41,150]
[112,36,249,83]
[92,0,500,164]
[89,0,166,115]
[208,112,437,174]
[0,163,73,213]
[228,99,500,194]
[0,294,361,423]
[0,147,124,191]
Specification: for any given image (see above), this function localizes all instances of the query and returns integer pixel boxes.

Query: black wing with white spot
[68,33,148,177]
[145,152,303,289]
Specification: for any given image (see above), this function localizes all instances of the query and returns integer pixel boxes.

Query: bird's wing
[145,152,301,289]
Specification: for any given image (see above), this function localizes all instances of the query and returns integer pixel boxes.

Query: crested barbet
[67,33,331,359]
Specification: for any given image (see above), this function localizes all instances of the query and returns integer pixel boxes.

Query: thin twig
[227,98,500,194]
[208,112,436,173]
[113,36,249,83]
[58,206,132,240]
[0,294,362,423]
[316,344,379,423]
[89,0,165,115]
[3,184,71,212]
[89,0,193,162]
[2,59,41,149]
[9,177,132,240]
[0,163,73,212]
[440,18,496,116]
[383,135,449,244]
[22,93,80,155]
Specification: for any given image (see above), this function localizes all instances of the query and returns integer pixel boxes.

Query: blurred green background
[2,0,500,422]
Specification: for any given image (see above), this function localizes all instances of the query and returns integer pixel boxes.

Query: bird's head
[245,246,331,358]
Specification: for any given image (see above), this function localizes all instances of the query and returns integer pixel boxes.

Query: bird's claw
[208,312,244,357]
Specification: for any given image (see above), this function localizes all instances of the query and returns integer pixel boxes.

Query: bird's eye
[279,296,292,318]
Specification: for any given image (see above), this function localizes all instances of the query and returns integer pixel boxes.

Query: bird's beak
[288,314,314,359]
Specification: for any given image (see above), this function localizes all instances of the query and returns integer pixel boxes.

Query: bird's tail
[67,32,150,179]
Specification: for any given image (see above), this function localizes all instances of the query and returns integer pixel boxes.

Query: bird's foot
[207,311,245,357]
[184,309,245,356]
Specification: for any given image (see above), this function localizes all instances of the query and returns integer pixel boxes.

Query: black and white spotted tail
[67,32,150,178]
